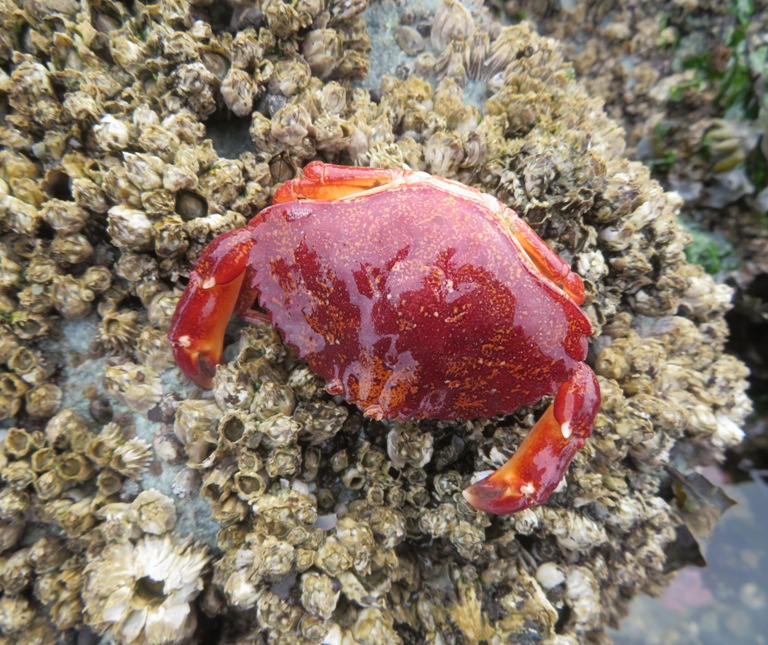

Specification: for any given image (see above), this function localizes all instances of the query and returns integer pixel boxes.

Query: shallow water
[613,470,768,645]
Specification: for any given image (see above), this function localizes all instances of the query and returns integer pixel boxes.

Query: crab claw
[168,228,255,388]
[463,363,600,514]
[169,331,219,388]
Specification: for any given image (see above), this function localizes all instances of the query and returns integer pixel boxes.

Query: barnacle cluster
[509,2,768,284]
[0,0,751,642]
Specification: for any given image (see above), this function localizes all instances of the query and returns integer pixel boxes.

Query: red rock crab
[168,162,601,514]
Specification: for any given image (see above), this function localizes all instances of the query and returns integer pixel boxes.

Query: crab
[168,162,601,514]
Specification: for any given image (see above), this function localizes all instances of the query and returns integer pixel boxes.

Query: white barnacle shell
[576,250,609,284]
[108,32,146,74]
[110,438,153,479]
[712,412,745,450]
[257,414,301,448]
[565,566,602,631]
[0,594,34,634]
[132,489,177,535]
[221,68,257,117]
[3,196,39,235]
[62,90,101,123]
[431,0,475,52]
[434,39,469,86]
[303,29,343,80]
[425,131,464,176]
[99,310,141,353]
[93,115,130,151]
[50,275,94,319]
[82,535,208,644]
[105,362,162,413]
[301,571,341,620]
[535,562,565,591]
[512,508,539,535]
[386,424,434,469]
[107,205,153,250]
[548,509,608,551]
[271,103,311,147]
[123,152,166,191]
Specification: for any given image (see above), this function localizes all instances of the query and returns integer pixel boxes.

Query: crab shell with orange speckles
[170,164,592,421]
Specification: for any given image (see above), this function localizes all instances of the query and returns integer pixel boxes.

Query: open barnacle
[99,310,141,353]
[110,438,153,479]
[82,536,208,644]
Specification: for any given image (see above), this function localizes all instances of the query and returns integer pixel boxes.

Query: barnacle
[32,470,64,501]
[271,103,312,147]
[106,206,153,251]
[221,68,258,117]
[303,30,343,80]
[110,438,153,479]
[131,490,177,535]
[173,399,220,466]
[105,363,163,413]
[51,275,94,319]
[171,63,218,120]
[82,535,208,644]
[4,427,33,459]
[0,593,35,634]
[300,571,340,620]
[93,115,130,151]
[96,468,124,497]
[55,496,97,538]
[85,422,125,467]
[55,452,94,482]
[431,0,475,52]
[99,310,142,353]
[25,384,62,418]
[8,346,41,381]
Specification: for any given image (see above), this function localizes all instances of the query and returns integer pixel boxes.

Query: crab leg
[168,228,255,388]
[463,362,600,515]
[273,161,409,203]
[508,213,586,305]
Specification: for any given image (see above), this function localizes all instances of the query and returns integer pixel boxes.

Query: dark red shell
[245,181,592,420]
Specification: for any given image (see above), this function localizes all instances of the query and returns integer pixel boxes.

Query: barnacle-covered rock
[0,0,753,642]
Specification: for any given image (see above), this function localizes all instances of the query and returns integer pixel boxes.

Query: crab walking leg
[168,228,255,388]
[508,210,586,305]
[273,161,409,202]
[463,363,601,515]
